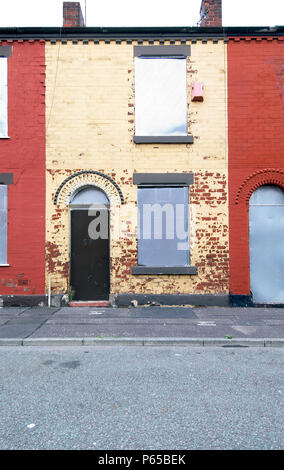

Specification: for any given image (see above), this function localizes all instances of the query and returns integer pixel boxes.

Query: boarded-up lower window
[138,187,189,267]
[0,185,7,264]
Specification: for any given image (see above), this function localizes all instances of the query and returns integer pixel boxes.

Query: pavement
[0,305,284,347]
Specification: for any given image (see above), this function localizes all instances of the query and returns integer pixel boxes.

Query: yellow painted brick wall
[46,40,228,297]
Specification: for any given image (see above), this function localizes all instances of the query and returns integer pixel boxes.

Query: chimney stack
[199,0,222,27]
[63,2,85,27]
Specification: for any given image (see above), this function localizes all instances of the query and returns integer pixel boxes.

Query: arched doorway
[249,185,284,303]
[69,185,110,301]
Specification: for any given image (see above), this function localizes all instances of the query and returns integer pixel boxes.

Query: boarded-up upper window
[135,57,188,137]
[133,45,192,144]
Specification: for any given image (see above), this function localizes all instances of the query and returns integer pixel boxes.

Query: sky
[0,0,283,28]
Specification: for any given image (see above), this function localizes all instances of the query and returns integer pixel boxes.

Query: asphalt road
[0,346,283,450]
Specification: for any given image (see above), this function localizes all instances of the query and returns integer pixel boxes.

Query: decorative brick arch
[53,170,125,206]
[235,169,284,205]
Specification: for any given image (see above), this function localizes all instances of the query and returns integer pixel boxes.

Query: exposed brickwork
[200,0,222,27]
[235,169,284,205]
[69,301,110,307]
[63,2,85,27]
[228,38,284,295]
[54,170,124,205]
[46,40,229,297]
[109,170,229,295]
[46,168,128,294]
[0,41,46,296]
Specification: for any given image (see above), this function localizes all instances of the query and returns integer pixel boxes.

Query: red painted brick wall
[0,41,46,296]
[228,38,284,295]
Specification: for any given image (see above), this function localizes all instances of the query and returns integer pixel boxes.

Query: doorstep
[68,301,110,307]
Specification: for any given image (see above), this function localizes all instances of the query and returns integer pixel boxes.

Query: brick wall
[0,41,46,296]
[45,39,229,297]
[200,0,222,27]
[228,37,284,295]
[63,2,85,27]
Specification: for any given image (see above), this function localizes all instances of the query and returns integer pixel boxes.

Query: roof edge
[0,25,283,40]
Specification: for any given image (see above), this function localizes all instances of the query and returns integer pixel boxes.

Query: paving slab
[262,320,284,325]
[54,306,198,319]
[27,323,251,338]
[0,324,44,338]
[0,307,59,338]
[0,307,28,315]
[231,325,283,337]
[45,317,202,326]
[0,306,283,344]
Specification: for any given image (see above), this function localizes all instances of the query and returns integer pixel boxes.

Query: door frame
[69,202,111,301]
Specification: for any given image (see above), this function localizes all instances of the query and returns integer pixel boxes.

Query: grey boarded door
[249,185,284,303]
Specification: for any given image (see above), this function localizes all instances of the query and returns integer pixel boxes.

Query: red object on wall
[227,37,284,296]
[191,82,204,102]
[0,41,46,296]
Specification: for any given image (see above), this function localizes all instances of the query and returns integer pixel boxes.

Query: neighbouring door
[249,185,284,303]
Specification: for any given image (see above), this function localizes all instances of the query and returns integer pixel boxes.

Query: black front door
[70,209,110,300]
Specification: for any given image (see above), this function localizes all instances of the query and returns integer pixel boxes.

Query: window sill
[131,266,197,275]
[0,264,9,267]
[133,136,194,144]
[0,136,10,139]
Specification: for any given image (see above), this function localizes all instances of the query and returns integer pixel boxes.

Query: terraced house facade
[0,39,46,304]
[0,1,283,307]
